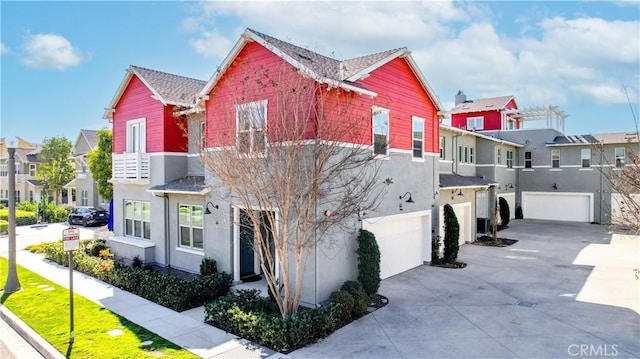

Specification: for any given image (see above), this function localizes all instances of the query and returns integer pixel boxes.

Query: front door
[239,209,255,276]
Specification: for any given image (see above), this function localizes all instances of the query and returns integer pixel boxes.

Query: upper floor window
[439,136,445,159]
[412,117,424,159]
[0,164,7,176]
[29,164,37,176]
[124,200,151,239]
[525,151,532,168]
[506,150,514,168]
[551,149,560,168]
[126,118,146,153]
[200,121,206,151]
[505,119,515,130]
[372,107,389,156]
[615,147,625,167]
[236,100,267,155]
[496,148,502,164]
[467,116,484,130]
[581,148,591,168]
[179,204,204,250]
[80,190,88,206]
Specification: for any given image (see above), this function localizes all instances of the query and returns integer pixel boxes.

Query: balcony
[112,152,150,183]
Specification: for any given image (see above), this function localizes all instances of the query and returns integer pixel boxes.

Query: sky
[1,0,639,146]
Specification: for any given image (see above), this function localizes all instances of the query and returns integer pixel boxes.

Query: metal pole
[69,251,74,344]
[3,146,21,293]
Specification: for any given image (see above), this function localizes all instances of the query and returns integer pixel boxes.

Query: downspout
[599,145,604,224]
[164,195,170,266]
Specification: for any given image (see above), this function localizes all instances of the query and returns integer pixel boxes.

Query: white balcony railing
[112,152,150,181]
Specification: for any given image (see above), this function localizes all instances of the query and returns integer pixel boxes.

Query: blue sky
[1,1,639,145]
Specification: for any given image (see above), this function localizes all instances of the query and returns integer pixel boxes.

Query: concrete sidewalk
[1,224,284,359]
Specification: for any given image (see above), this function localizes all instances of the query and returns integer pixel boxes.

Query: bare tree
[196,62,383,317]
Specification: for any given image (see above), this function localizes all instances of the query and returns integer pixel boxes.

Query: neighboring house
[65,129,106,209]
[104,28,444,306]
[0,137,43,205]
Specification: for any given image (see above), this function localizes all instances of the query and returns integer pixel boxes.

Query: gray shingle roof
[548,135,599,145]
[131,65,207,106]
[440,174,497,189]
[148,176,209,195]
[81,129,99,149]
[451,95,514,114]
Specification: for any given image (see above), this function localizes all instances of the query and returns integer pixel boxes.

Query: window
[581,148,591,168]
[464,146,469,163]
[81,190,88,206]
[551,149,560,168]
[179,204,204,249]
[200,121,206,150]
[372,107,389,155]
[458,145,463,162]
[15,191,20,203]
[469,147,474,163]
[412,117,424,159]
[71,188,76,202]
[0,164,6,176]
[506,119,515,130]
[615,147,625,167]
[29,190,33,202]
[506,150,514,169]
[126,119,146,153]
[497,148,502,164]
[237,100,267,155]
[124,200,151,239]
[467,116,484,130]
[29,164,37,176]
[525,151,532,168]
[439,136,445,159]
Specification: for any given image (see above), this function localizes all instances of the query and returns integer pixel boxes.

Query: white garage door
[499,193,516,220]
[363,211,431,279]
[439,202,472,246]
[522,192,593,222]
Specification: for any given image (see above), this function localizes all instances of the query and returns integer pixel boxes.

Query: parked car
[68,206,109,227]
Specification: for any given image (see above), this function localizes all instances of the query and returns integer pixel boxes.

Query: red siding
[451,98,520,131]
[112,75,187,153]
[355,58,439,153]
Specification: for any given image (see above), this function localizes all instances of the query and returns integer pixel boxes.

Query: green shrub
[90,242,108,257]
[17,201,37,212]
[0,220,7,234]
[340,281,368,318]
[356,229,380,296]
[515,205,523,219]
[329,290,354,324]
[44,203,69,223]
[204,289,337,353]
[499,196,510,227]
[200,256,218,276]
[443,204,460,264]
[0,209,37,226]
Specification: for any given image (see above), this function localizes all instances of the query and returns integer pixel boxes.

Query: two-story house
[64,129,106,209]
[0,137,43,205]
[105,28,444,306]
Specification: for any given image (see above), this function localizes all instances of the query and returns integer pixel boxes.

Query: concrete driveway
[292,220,640,358]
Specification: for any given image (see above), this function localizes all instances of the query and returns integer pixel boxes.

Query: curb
[0,304,65,359]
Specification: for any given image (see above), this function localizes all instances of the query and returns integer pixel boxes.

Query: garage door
[522,192,593,222]
[363,211,431,279]
[439,202,472,246]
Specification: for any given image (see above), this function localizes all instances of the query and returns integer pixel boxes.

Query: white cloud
[0,43,8,55]
[21,33,84,70]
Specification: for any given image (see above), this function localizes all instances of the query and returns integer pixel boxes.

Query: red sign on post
[63,227,80,252]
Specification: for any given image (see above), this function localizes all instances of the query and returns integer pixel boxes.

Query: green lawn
[0,257,198,358]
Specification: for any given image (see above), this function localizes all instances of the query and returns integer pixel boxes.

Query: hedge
[42,240,231,312]
[0,209,37,226]
[0,220,7,234]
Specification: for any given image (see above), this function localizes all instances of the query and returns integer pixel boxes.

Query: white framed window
[506,119,515,130]
[439,136,445,159]
[372,107,389,156]
[551,149,560,168]
[412,116,424,159]
[506,150,514,168]
[464,146,469,163]
[29,191,34,202]
[81,190,88,206]
[29,164,37,176]
[15,190,21,203]
[124,200,151,239]
[236,100,267,155]
[458,145,463,162]
[467,116,484,130]
[525,151,532,168]
[0,164,6,176]
[497,148,502,164]
[469,147,474,163]
[126,118,146,153]
[581,148,591,168]
[179,204,204,250]
[200,121,206,151]
[615,147,625,167]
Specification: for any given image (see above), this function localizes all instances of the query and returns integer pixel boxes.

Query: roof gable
[104,66,206,119]
[451,95,515,114]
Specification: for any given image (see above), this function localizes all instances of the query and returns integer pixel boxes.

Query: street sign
[63,227,80,252]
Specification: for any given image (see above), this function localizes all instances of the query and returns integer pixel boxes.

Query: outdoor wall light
[204,202,219,214]
[457,190,464,196]
[552,183,558,190]
[506,183,514,189]
[399,192,414,203]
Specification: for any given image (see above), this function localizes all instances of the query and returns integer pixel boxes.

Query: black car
[68,206,109,227]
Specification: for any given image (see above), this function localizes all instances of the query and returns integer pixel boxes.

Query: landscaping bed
[473,235,519,247]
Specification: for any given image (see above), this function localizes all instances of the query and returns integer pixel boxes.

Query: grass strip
[0,256,198,358]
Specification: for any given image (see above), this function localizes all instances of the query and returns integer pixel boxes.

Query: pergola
[502,105,568,132]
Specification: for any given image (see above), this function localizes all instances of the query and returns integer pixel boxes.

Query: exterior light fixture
[457,190,464,196]
[399,192,414,203]
[552,183,558,190]
[204,202,219,214]
[506,183,514,189]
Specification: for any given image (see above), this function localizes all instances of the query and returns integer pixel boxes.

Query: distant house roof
[546,134,599,146]
[593,132,640,145]
[81,129,99,148]
[450,95,515,114]
[27,179,45,188]
[147,176,210,195]
[14,147,42,163]
[104,65,207,119]
[440,174,497,189]
[198,28,444,112]
[440,124,524,147]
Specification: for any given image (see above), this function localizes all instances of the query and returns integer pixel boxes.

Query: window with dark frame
[525,151,532,168]
[551,149,560,168]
